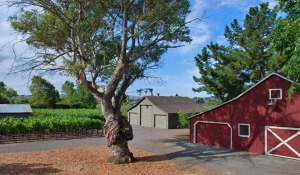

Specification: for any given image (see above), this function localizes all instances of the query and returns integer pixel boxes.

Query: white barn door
[265,126,300,160]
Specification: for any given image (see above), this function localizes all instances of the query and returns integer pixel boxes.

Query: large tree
[29,76,60,108]
[193,3,279,102]
[7,0,193,163]
[273,0,300,97]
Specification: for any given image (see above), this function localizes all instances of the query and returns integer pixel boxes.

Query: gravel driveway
[1,125,299,175]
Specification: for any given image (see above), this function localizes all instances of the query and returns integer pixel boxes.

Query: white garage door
[129,113,138,125]
[140,105,152,127]
[154,115,167,129]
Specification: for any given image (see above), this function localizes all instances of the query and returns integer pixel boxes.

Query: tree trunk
[100,99,135,164]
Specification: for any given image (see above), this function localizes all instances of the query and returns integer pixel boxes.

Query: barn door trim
[193,121,232,149]
[265,126,300,160]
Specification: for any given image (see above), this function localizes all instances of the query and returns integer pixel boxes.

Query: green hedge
[0,116,104,134]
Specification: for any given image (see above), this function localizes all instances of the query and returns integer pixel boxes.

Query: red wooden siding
[196,123,231,148]
[190,73,300,159]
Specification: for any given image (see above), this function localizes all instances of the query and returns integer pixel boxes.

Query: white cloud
[187,0,210,22]
[215,35,227,45]
[217,0,249,11]
[216,0,277,12]
[0,57,14,73]
[177,22,212,54]
[186,67,199,77]
[261,0,278,9]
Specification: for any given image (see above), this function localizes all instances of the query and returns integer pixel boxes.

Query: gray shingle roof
[129,96,205,113]
[0,104,33,113]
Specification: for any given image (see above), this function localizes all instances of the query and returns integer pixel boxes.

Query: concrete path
[1,125,299,175]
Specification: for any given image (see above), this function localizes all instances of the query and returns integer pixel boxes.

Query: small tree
[178,110,189,128]
[61,81,76,107]
[177,109,197,128]
[29,76,60,108]
[61,81,97,108]
[0,82,18,104]
[75,84,97,108]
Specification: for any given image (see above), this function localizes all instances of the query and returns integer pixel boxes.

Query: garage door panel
[196,123,230,148]
[129,113,138,125]
[155,115,167,128]
[141,105,152,127]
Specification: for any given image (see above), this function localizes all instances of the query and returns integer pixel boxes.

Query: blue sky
[0,0,276,98]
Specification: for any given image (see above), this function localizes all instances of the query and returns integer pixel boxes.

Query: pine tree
[193,3,279,102]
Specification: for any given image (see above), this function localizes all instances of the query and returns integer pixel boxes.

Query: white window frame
[238,123,250,138]
[269,89,282,100]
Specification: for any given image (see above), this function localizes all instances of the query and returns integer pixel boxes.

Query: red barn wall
[190,75,300,154]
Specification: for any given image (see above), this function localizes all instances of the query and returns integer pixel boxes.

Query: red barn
[189,73,300,160]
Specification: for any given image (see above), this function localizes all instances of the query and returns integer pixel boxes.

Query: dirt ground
[0,146,202,175]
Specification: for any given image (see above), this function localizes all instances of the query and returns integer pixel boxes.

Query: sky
[0,0,277,98]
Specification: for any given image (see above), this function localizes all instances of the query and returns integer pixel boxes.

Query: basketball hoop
[268,99,276,106]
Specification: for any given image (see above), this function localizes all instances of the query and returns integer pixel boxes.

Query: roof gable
[0,104,33,113]
[128,96,205,113]
[189,72,293,119]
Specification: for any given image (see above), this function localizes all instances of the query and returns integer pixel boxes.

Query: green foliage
[192,97,205,104]
[273,1,300,97]
[32,108,103,120]
[61,81,76,106]
[29,76,60,108]
[60,81,97,108]
[193,3,280,102]
[75,85,97,108]
[177,109,197,128]
[193,44,248,102]
[7,0,192,120]
[0,82,18,104]
[0,116,103,134]
[7,95,29,104]
[202,98,223,110]
[0,108,105,134]
[120,104,133,118]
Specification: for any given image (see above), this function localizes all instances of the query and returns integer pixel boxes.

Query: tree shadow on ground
[138,133,260,166]
[0,163,62,175]
[136,154,169,162]
[161,134,259,163]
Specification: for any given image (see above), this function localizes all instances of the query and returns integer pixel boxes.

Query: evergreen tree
[193,3,279,102]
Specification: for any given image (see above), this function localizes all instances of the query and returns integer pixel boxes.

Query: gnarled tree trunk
[100,98,135,164]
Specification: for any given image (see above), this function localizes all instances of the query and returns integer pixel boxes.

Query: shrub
[177,110,197,128]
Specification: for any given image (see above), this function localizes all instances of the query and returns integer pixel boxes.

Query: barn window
[238,124,250,137]
[269,89,282,100]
